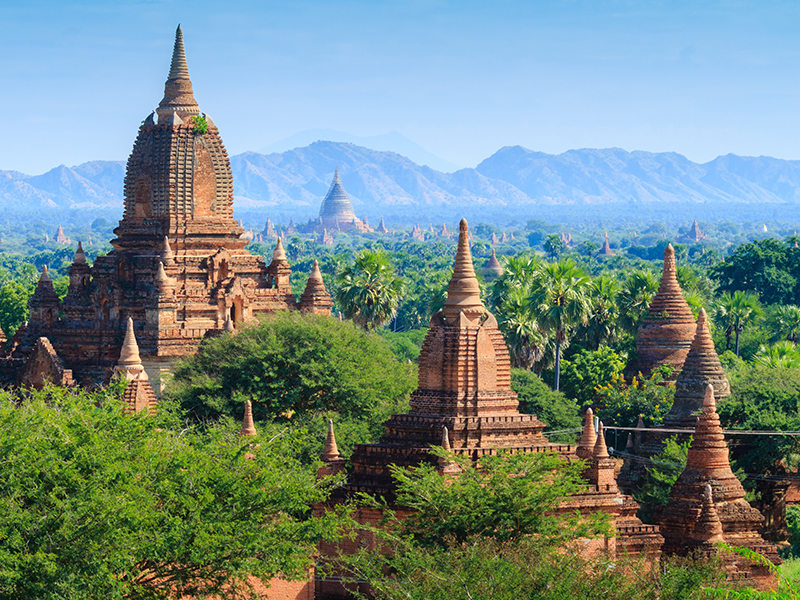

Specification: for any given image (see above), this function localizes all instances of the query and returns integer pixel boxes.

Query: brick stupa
[636,243,696,380]
[11,27,329,388]
[315,221,661,599]
[483,248,504,279]
[659,385,779,583]
[664,308,730,429]
[113,318,158,413]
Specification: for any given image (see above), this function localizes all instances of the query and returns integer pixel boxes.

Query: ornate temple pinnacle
[118,317,142,367]
[322,419,340,461]
[240,400,258,437]
[168,25,190,80]
[442,218,484,321]
[158,25,199,117]
[593,421,610,459]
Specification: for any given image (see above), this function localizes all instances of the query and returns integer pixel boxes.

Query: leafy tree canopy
[167,311,416,425]
[0,384,346,600]
[510,368,581,434]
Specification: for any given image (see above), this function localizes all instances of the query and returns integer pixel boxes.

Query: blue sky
[2,0,800,174]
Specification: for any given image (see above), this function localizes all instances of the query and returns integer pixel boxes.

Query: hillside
[4,144,800,219]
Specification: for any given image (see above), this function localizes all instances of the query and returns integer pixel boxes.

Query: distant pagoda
[304,168,372,234]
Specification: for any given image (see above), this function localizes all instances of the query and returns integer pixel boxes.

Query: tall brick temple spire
[636,243,696,379]
[157,25,200,121]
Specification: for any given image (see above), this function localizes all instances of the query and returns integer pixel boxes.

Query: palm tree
[581,276,620,350]
[529,259,592,391]
[716,290,764,358]
[767,304,800,343]
[617,270,659,335]
[496,286,548,371]
[753,341,800,369]
[336,249,405,331]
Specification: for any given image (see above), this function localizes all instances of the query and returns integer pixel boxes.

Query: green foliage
[718,364,800,476]
[593,368,675,427]
[711,239,800,306]
[191,114,208,134]
[634,436,691,523]
[343,450,723,600]
[167,311,416,424]
[510,368,581,433]
[559,346,627,406]
[786,506,800,556]
[336,249,404,330]
[0,384,347,600]
[377,328,427,362]
[0,278,34,337]
[543,233,565,257]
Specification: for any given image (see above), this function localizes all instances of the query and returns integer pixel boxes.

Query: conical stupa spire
[74,241,86,264]
[441,426,451,452]
[577,407,597,459]
[693,484,724,544]
[118,317,142,367]
[225,315,235,332]
[158,25,199,117]
[273,237,287,262]
[665,308,730,428]
[161,237,175,266]
[39,265,51,283]
[322,419,340,461]
[443,219,484,321]
[168,25,190,80]
[593,421,609,459]
[300,260,333,314]
[240,400,257,437]
[484,247,504,277]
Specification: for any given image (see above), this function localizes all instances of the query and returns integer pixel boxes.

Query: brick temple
[635,243,697,380]
[314,219,662,599]
[4,26,330,388]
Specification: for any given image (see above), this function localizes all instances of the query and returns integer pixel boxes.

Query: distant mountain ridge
[3,144,800,215]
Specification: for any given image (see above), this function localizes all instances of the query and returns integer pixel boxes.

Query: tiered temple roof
[659,386,779,580]
[14,26,323,388]
[664,308,730,429]
[636,244,696,380]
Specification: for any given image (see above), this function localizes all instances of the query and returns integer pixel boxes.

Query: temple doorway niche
[100,298,110,322]
[218,259,229,281]
[46,308,54,327]
[230,297,243,327]
[134,177,152,218]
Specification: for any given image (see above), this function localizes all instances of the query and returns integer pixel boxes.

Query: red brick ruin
[2,26,331,390]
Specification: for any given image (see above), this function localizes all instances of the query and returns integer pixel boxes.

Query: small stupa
[113,318,158,413]
[299,261,333,315]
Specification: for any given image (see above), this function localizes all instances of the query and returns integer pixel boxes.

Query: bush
[593,368,675,428]
[378,328,428,362]
[511,368,581,434]
[166,312,416,425]
[559,346,627,406]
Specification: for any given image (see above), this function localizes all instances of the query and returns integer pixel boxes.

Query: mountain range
[4,143,800,219]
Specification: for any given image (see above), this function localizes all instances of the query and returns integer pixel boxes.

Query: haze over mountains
[4,142,800,222]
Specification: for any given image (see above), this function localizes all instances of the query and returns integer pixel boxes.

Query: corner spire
[273,237,287,262]
[240,400,257,437]
[322,419,340,461]
[118,317,142,367]
[577,407,597,459]
[593,421,609,459]
[74,241,86,265]
[442,219,484,321]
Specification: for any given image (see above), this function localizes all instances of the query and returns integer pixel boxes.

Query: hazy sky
[2,0,800,174]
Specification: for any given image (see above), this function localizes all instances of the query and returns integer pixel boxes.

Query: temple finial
[273,237,287,261]
[593,421,609,459]
[322,419,340,461]
[118,317,142,367]
[74,241,86,265]
[169,25,190,80]
[442,218,484,321]
[240,400,257,437]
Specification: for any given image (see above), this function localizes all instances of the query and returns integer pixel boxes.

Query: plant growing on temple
[167,311,415,427]
[0,383,349,600]
[528,258,592,391]
[593,367,674,428]
[335,249,405,331]
[191,114,208,134]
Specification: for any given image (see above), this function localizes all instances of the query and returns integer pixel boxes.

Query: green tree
[617,269,659,335]
[559,347,626,407]
[167,312,416,426]
[593,368,675,427]
[529,259,592,391]
[717,290,764,357]
[496,287,547,370]
[0,278,35,337]
[710,238,797,305]
[510,368,581,435]
[752,341,800,369]
[766,304,800,343]
[579,276,620,350]
[0,384,346,600]
[543,234,565,258]
[336,249,405,330]
[634,436,690,524]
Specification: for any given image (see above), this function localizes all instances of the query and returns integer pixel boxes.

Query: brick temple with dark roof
[4,26,331,389]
